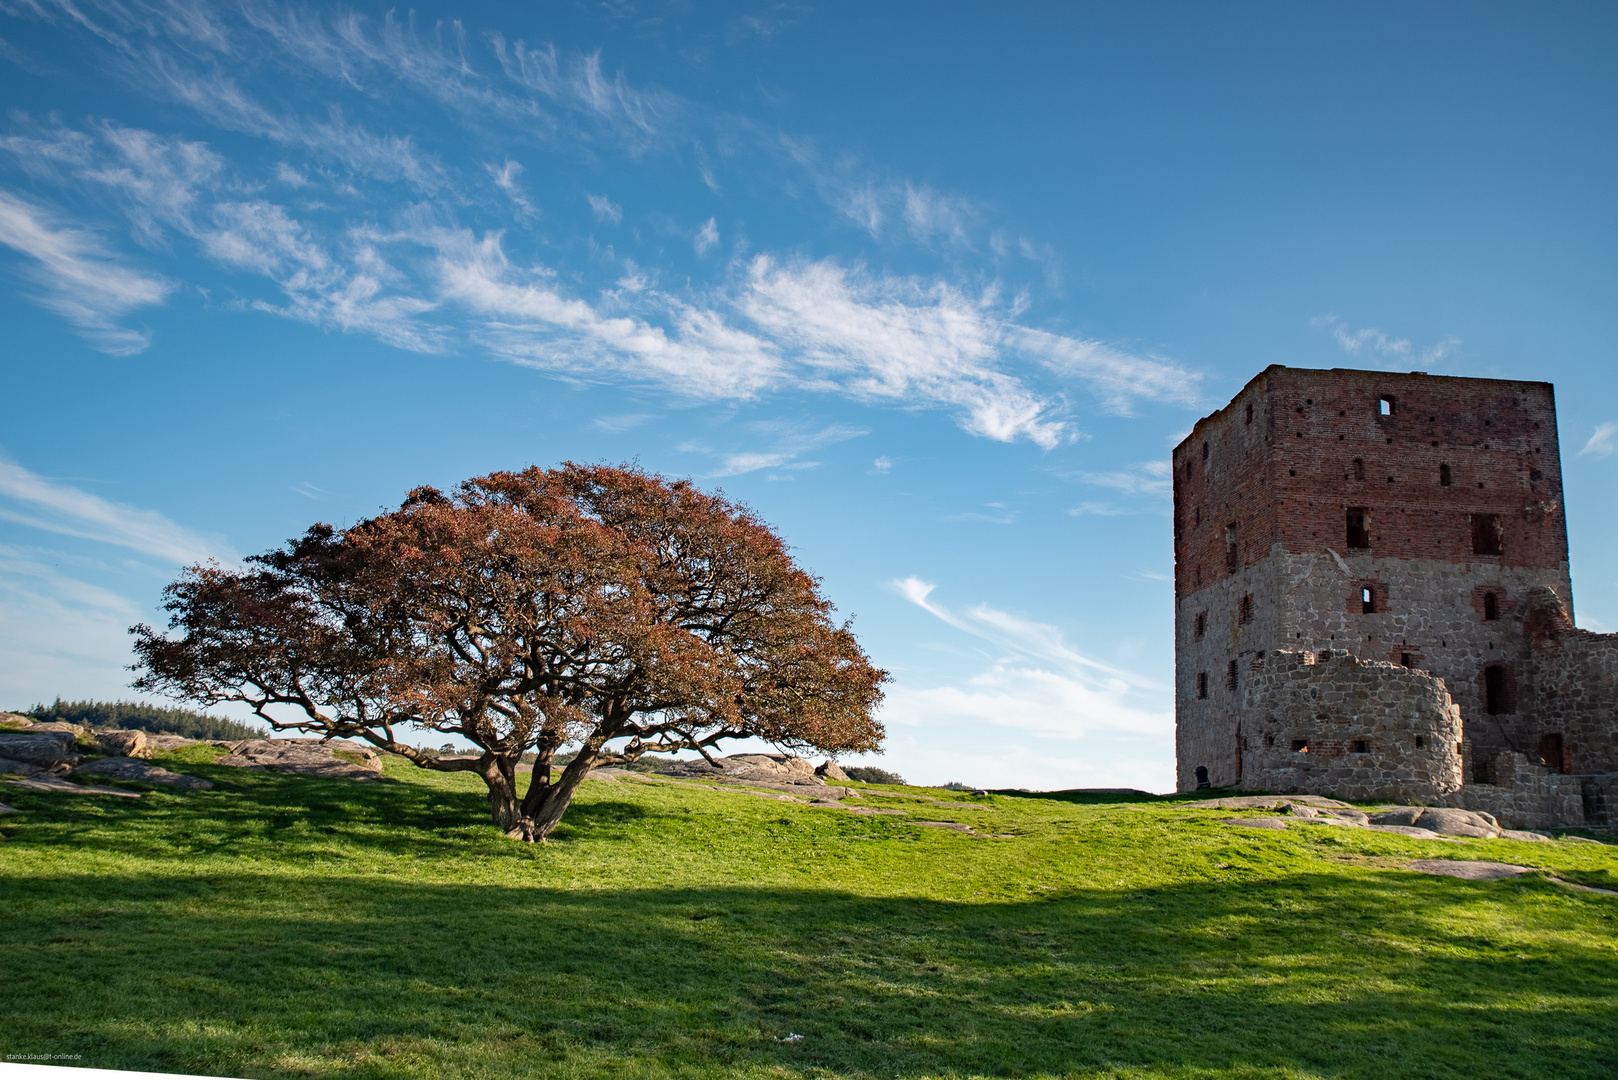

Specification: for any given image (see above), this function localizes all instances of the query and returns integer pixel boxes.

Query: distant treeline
[23,699,267,742]
[844,766,905,785]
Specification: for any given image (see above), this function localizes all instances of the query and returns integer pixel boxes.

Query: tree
[132,463,888,841]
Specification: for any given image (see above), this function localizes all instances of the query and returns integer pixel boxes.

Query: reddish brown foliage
[132,463,887,840]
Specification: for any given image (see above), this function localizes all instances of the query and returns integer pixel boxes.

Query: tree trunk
[482,716,623,842]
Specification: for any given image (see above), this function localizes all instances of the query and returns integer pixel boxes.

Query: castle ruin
[1172,365,1617,828]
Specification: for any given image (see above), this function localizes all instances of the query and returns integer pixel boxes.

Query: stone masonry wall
[1521,587,1618,775]
[1442,752,1586,831]
[1236,649,1464,803]
[1174,366,1581,795]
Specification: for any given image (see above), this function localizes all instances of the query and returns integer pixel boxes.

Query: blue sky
[2,1,1616,791]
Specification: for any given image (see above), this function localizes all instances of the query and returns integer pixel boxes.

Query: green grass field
[2,748,1616,1080]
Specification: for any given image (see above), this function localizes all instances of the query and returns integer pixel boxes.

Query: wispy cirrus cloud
[1070,460,1173,499]
[681,420,867,477]
[1312,314,1460,366]
[0,5,1205,447]
[1579,421,1618,459]
[0,188,168,353]
[880,573,1171,786]
[0,457,233,564]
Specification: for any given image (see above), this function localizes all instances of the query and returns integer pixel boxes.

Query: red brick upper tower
[1172,366,1572,791]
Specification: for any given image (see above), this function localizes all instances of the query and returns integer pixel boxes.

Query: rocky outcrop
[74,757,211,789]
[7,774,142,797]
[215,738,383,781]
[97,730,150,759]
[1441,751,1586,831]
[0,731,82,769]
[1369,806,1500,838]
[664,754,823,785]
[815,760,850,782]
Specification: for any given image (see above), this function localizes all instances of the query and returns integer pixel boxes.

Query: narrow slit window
[1483,592,1499,621]
[1471,513,1502,556]
[1264,734,1275,747]
[1484,664,1511,715]
[1196,672,1208,699]
[1361,585,1376,614]
[1415,735,1425,749]
[1194,611,1207,640]
[1225,524,1239,573]
[1439,463,1452,486]
[1346,507,1369,549]
[1379,395,1395,416]
[1239,594,1254,624]
[1226,659,1239,691]
[1400,652,1412,667]
[1245,402,1253,424]
[1352,457,1365,480]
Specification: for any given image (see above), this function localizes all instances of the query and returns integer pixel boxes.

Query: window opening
[1226,659,1239,691]
[1245,403,1253,424]
[1483,592,1499,621]
[1484,664,1511,715]
[1352,458,1365,480]
[1225,524,1239,573]
[1439,463,1451,486]
[1351,740,1368,754]
[1239,594,1254,624]
[1471,513,1502,556]
[1415,735,1425,749]
[1361,585,1376,614]
[1202,441,1209,462]
[1379,395,1395,416]
[1291,739,1309,753]
[1196,672,1208,699]
[1264,734,1275,748]
[1400,652,1412,667]
[1194,611,1207,640]
[1346,507,1369,549]
[1537,732,1565,774]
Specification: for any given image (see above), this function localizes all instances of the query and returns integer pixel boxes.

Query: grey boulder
[815,760,850,782]
[97,730,150,759]
[0,731,82,768]
[75,757,211,789]
[216,738,383,781]
[1370,807,1501,839]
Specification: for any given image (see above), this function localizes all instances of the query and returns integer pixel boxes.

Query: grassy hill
[2,750,1615,1079]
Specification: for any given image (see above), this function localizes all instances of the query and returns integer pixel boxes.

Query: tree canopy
[132,463,887,840]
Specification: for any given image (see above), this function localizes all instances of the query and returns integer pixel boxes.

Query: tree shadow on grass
[3,866,1614,1080]
[0,763,663,863]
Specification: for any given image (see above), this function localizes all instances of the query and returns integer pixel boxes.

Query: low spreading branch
[132,462,887,841]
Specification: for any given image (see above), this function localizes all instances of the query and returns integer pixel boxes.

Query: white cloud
[1313,314,1460,367]
[587,193,622,224]
[871,456,892,474]
[1580,421,1618,459]
[0,457,233,564]
[432,227,784,397]
[875,577,1174,790]
[1068,502,1133,516]
[0,188,168,353]
[694,216,719,255]
[687,420,867,477]
[740,255,1066,447]
[1071,459,1172,498]
[488,159,534,216]
[0,545,146,706]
